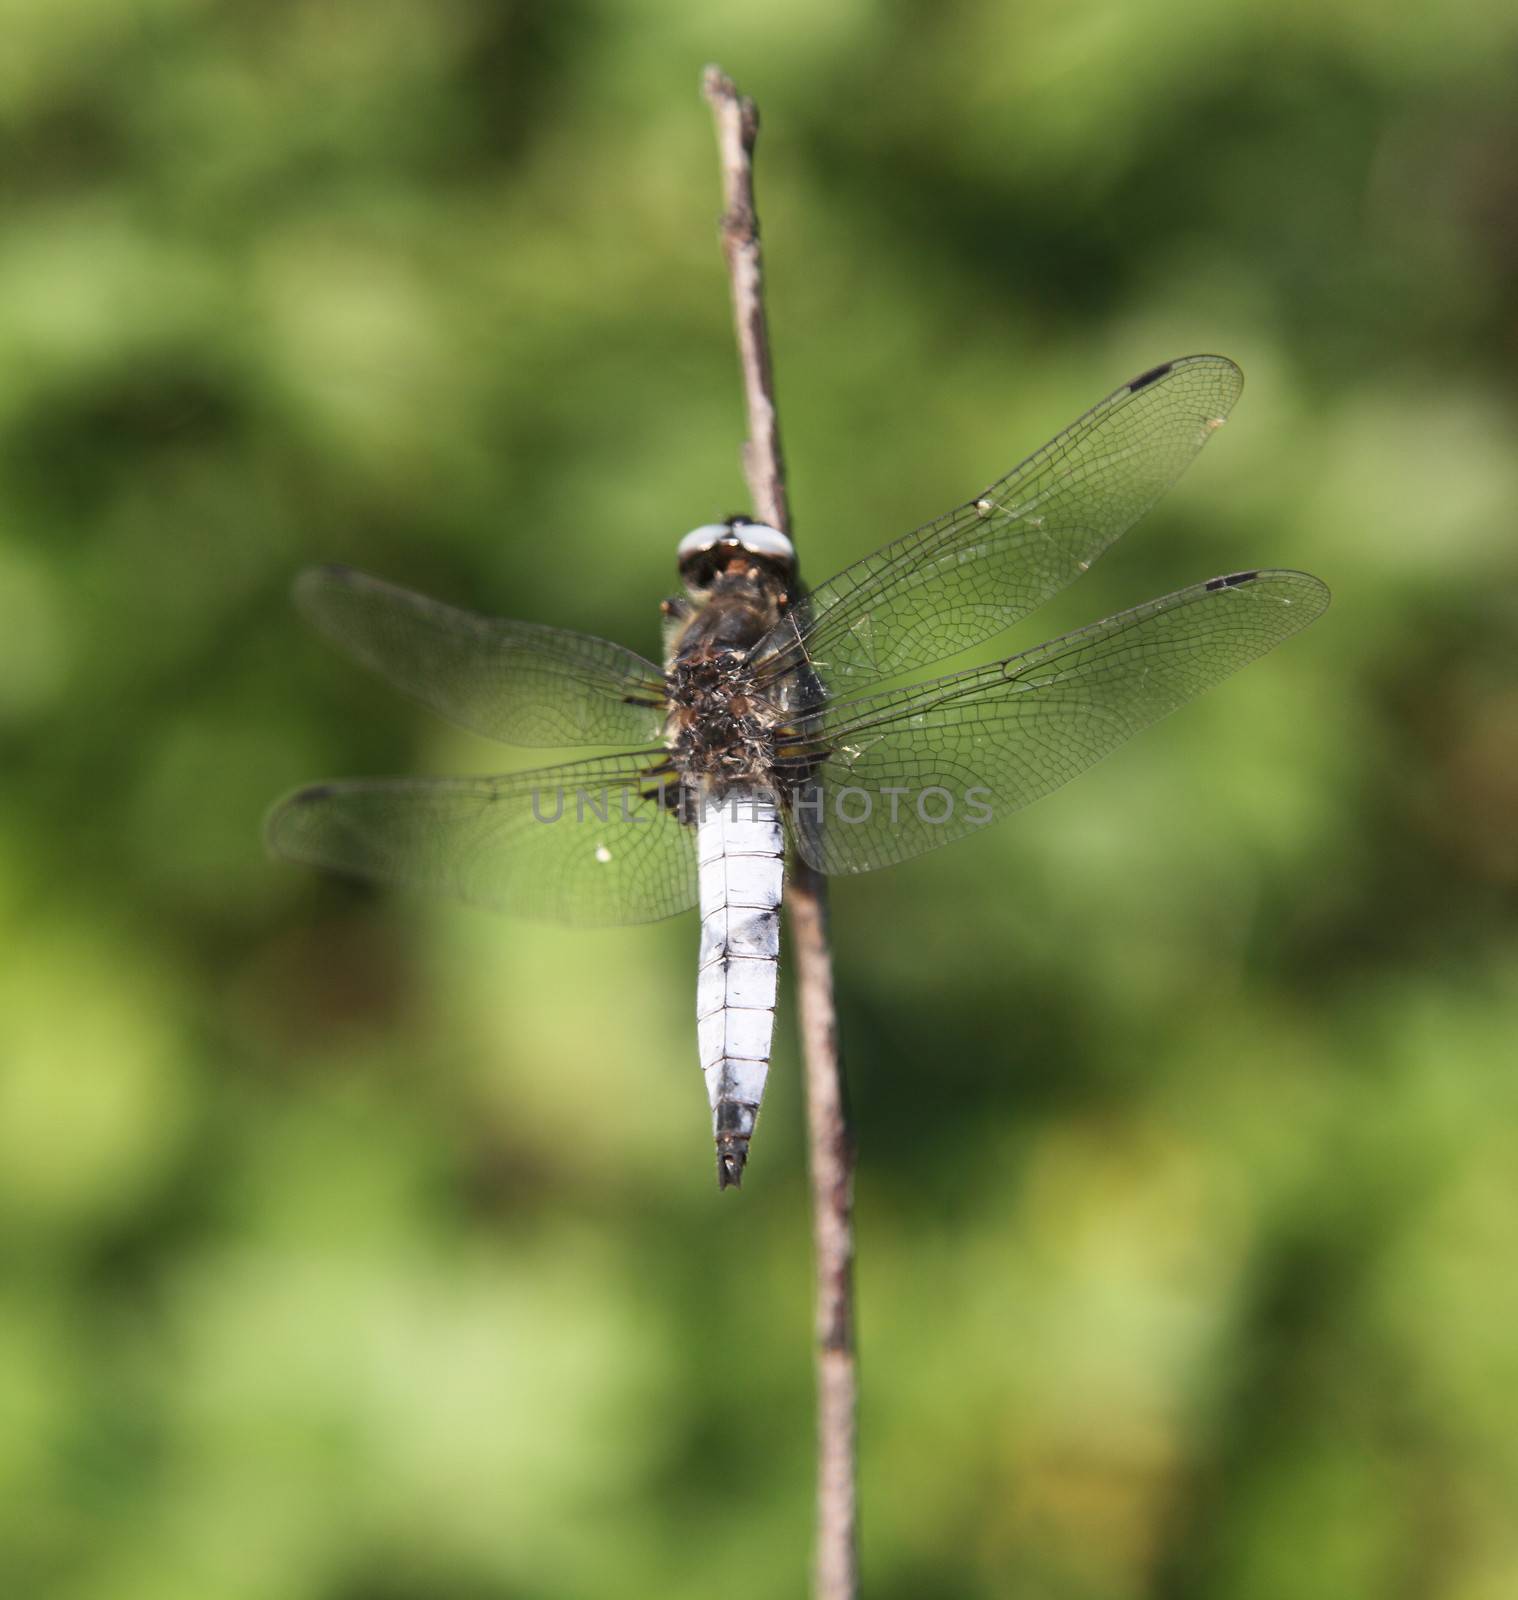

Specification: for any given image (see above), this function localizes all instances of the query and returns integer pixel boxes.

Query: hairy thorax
[667,651,782,787]
[664,568,789,796]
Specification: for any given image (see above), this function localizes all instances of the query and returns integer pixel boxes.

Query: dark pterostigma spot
[1205,570,1260,591]
[1127,361,1173,392]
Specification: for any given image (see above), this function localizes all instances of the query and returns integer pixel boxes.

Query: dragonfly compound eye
[677,519,796,589]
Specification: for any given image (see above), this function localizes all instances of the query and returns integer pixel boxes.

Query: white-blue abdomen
[696,783,783,1187]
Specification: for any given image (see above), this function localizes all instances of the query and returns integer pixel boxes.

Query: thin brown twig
[702,65,858,1600]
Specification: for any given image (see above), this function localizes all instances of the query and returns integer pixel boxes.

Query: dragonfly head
[677,517,796,595]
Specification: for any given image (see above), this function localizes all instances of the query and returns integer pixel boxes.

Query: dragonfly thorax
[665,541,795,797]
[666,649,781,789]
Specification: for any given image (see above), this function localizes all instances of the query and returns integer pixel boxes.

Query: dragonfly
[267,355,1328,1189]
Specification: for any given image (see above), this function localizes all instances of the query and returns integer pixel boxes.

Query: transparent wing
[752,356,1244,689]
[296,566,668,747]
[781,570,1329,874]
[265,750,697,926]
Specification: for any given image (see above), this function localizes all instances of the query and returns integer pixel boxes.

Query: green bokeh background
[4,3,1517,1596]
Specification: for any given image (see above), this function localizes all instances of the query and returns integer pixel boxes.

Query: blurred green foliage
[3,1,1518,1596]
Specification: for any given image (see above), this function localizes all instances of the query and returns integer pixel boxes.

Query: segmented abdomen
[696,783,783,1188]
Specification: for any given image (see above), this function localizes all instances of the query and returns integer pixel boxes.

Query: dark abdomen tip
[716,1135,750,1190]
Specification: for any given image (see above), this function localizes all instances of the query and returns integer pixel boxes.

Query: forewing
[753,356,1244,689]
[296,566,668,747]
[265,750,696,926]
[783,570,1329,874]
